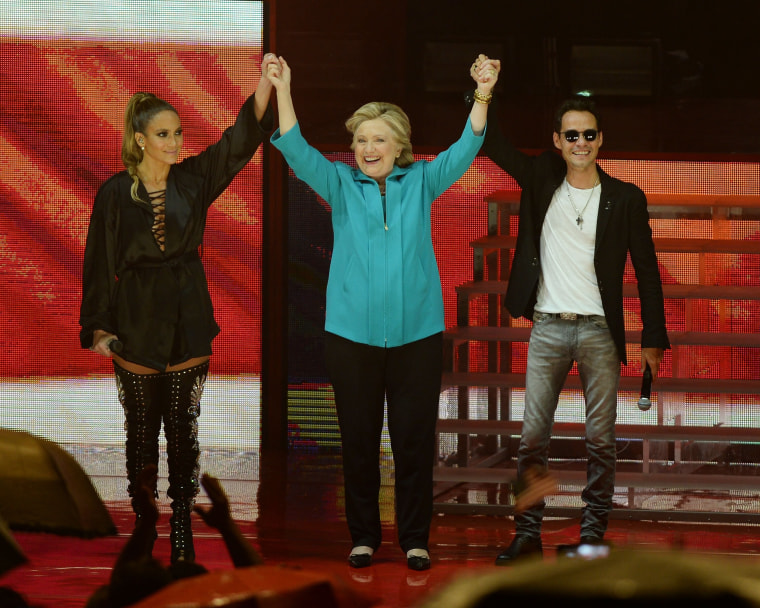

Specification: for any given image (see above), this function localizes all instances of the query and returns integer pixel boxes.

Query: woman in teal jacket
[269,55,499,571]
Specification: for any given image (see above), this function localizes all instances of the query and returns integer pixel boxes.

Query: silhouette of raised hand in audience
[86,468,264,607]
[193,473,264,567]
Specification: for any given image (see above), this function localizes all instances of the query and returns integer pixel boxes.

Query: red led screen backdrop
[1,1,265,457]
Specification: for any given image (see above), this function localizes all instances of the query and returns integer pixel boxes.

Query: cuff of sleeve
[259,104,275,133]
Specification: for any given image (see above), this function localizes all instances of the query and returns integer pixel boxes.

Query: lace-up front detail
[148,189,167,251]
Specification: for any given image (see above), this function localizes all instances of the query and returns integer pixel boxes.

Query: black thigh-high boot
[114,362,163,551]
[163,361,208,563]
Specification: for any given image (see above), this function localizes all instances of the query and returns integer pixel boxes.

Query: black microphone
[107,339,123,354]
[638,363,653,411]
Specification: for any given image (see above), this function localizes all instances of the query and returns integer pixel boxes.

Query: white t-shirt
[535,178,605,316]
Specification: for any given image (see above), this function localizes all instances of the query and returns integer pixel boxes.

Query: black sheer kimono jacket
[79,95,272,371]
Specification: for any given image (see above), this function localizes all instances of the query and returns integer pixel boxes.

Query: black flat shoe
[494,535,543,566]
[348,553,373,568]
[407,555,431,571]
[580,535,605,545]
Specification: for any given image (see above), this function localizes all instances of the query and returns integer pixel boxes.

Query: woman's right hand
[267,56,297,135]
[90,329,118,357]
[267,56,290,90]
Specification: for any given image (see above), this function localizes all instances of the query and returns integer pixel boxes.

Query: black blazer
[480,116,670,365]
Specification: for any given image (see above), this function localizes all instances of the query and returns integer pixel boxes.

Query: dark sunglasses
[561,129,599,142]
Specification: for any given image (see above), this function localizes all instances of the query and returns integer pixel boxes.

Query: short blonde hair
[345,102,413,168]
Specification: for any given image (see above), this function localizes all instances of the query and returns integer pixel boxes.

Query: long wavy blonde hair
[345,102,413,168]
[122,92,179,202]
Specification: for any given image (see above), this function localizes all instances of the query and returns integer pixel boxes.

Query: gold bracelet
[473,89,493,105]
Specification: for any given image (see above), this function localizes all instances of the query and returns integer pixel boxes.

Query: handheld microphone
[107,339,123,354]
[638,363,652,411]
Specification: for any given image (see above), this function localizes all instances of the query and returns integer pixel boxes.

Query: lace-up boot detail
[164,361,208,563]
[114,362,163,552]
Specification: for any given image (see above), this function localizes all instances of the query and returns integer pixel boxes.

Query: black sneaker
[407,555,431,571]
[494,535,543,566]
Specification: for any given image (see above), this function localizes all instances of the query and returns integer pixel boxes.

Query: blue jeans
[515,312,620,539]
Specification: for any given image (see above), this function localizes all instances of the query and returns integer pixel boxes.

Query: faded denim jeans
[515,312,620,540]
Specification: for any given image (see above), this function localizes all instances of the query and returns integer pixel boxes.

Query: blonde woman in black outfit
[80,53,280,564]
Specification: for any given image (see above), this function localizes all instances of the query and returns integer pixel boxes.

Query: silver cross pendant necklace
[565,177,600,230]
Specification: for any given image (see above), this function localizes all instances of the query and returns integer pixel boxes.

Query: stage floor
[5,462,760,608]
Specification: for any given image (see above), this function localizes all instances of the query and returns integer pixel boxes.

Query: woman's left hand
[470,54,500,94]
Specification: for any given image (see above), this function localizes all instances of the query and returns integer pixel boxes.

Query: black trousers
[325,331,442,554]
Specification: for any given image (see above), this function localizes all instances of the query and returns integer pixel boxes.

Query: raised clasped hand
[266,55,290,89]
[261,52,280,77]
[470,53,500,93]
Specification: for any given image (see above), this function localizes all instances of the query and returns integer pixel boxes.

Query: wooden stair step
[444,326,759,348]
[455,280,760,300]
[436,419,760,442]
[433,467,760,490]
[485,190,760,221]
[441,372,760,394]
[471,234,760,254]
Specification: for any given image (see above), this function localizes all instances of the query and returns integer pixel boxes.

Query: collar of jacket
[352,163,412,186]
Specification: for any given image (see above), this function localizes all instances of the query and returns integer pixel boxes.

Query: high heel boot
[114,362,163,553]
[163,361,208,563]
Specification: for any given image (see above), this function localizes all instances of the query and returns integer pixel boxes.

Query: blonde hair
[345,102,413,168]
[122,92,178,202]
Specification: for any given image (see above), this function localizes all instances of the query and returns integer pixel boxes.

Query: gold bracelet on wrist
[473,89,493,105]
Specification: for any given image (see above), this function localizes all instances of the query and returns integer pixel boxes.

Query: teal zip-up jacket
[272,117,484,347]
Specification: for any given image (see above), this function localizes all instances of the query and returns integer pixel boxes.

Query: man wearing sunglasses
[468,58,670,565]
